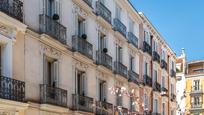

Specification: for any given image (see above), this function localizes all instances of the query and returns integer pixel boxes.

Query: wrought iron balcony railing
[161,60,167,70]
[128,32,139,48]
[190,86,203,94]
[96,51,112,70]
[170,93,176,101]
[83,0,92,7]
[170,69,176,78]
[153,82,161,92]
[191,103,202,108]
[143,74,152,87]
[95,101,113,115]
[72,35,93,59]
[40,84,67,107]
[0,76,25,102]
[143,41,152,56]
[152,51,160,64]
[128,70,139,85]
[39,14,67,44]
[114,61,128,79]
[0,0,23,22]
[115,107,129,115]
[96,1,111,24]
[113,18,127,38]
[72,94,94,113]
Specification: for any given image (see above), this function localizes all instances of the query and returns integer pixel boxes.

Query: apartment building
[185,60,204,115]
[176,49,187,115]
[0,0,176,115]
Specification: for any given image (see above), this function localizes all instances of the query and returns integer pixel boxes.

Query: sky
[129,0,204,61]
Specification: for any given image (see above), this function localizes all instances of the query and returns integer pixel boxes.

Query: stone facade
[0,0,176,115]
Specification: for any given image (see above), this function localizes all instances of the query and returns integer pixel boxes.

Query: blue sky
[130,0,204,61]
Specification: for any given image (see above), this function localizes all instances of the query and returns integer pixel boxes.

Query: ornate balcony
[153,82,161,92]
[72,94,94,113]
[95,101,113,115]
[152,51,160,64]
[170,93,176,101]
[143,74,152,87]
[161,87,168,96]
[128,70,139,85]
[39,14,67,44]
[40,84,67,107]
[0,76,25,102]
[161,60,167,70]
[72,35,93,59]
[190,86,203,95]
[143,41,152,56]
[0,0,23,22]
[96,1,111,24]
[113,18,127,38]
[114,61,128,79]
[170,69,176,78]
[96,51,112,70]
[83,0,92,7]
[128,32,139,48]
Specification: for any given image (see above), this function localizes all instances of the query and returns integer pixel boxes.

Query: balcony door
[78,17,86,37]
[129,56,135,72]
[43,56,58,87]
[44,0,60,17]
[116,45,123,63]
[154,70,158,84]
[99,80,106,102]
[98,32,107,51]
[76,71,86,96]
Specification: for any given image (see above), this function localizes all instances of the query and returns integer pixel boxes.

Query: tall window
[129,18,134,33]
[98,32,107,51]
[116,45,123,63]
[193,96,201,106]
[171,83,174,94]
[130,56,135,71]
[144,31,150,44]
[162,49,166,60]
[130,97,136,111]
[162,76,165,88]
[115,4,121,20]
[144,61,148,75]
[162,103,165,115]
[154,70,158,83]
[170,110,174,115]
[153,99,158,113]
[193,80,200,91]
[144,94,149,110]
[78,17,86,37]
[171,61,175,70]
[153,40,158,52]
[99,80,106,101]
[116,91,122,106]
[76,71,86,96]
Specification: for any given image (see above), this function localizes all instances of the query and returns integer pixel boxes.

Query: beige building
[0,0,176,115]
